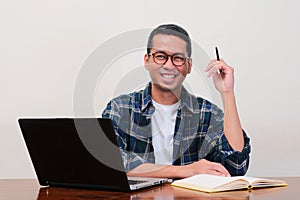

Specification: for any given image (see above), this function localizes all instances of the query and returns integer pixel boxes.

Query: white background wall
[1,0,299,178]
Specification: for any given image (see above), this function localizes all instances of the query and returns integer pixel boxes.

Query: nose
[163,56,176,70]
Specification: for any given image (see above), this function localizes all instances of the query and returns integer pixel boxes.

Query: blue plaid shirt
[102,83,250,176]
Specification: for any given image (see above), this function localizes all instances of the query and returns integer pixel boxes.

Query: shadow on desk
[37,183,249,200]
[0,178,293,200]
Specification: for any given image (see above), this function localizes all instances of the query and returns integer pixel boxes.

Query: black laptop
[18,118,167,192]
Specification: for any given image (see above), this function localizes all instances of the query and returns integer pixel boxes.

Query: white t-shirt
[151,100,180,165]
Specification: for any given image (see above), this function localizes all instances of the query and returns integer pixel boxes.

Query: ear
[187,58,192,74]
[144,54,150,71]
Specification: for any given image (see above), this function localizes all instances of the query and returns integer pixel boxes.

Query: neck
[151,83,182,105]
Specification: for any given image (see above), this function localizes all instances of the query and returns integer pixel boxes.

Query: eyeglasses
[148,51,189,67]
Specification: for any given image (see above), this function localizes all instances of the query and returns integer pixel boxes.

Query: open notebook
[171,174,288,193]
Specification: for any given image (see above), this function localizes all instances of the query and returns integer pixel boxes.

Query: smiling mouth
[161,74,176,79]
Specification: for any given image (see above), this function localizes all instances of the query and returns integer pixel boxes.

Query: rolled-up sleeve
[213,131,250,176]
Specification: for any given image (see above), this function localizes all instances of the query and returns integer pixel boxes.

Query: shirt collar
[141,82,153,112]
[179,87,201,113]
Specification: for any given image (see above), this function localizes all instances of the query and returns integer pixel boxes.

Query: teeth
[162,74,176,79]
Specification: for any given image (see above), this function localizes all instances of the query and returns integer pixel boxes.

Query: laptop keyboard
[128,179,148,185]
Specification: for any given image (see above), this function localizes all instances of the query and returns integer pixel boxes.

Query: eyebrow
[152,50,186,56]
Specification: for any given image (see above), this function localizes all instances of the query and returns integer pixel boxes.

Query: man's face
[144,34,192,93]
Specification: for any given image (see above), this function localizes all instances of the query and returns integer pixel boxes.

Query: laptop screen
[19,118,131,191]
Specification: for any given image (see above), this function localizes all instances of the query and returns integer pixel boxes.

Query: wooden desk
[0,177,298,200]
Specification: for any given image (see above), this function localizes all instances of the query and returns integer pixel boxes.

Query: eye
[155,53,167,60]
[173,55,185,62]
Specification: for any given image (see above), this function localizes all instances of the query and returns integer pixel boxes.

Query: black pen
[215,47,222,73]
[215,46,220,61]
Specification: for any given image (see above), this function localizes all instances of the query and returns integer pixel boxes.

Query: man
[102,24,250,178]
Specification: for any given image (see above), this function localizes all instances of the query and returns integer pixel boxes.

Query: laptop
[18,118,168,192]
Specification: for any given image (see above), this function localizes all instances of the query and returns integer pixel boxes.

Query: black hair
[147,24,192,57]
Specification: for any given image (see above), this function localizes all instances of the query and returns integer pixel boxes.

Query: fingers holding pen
[205,58,233,77]
[205,59,223,77]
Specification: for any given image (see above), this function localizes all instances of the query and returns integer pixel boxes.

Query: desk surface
[0,177,298,200]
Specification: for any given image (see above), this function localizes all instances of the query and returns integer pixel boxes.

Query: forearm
[221,91,244,152]
[127,163,192,179]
